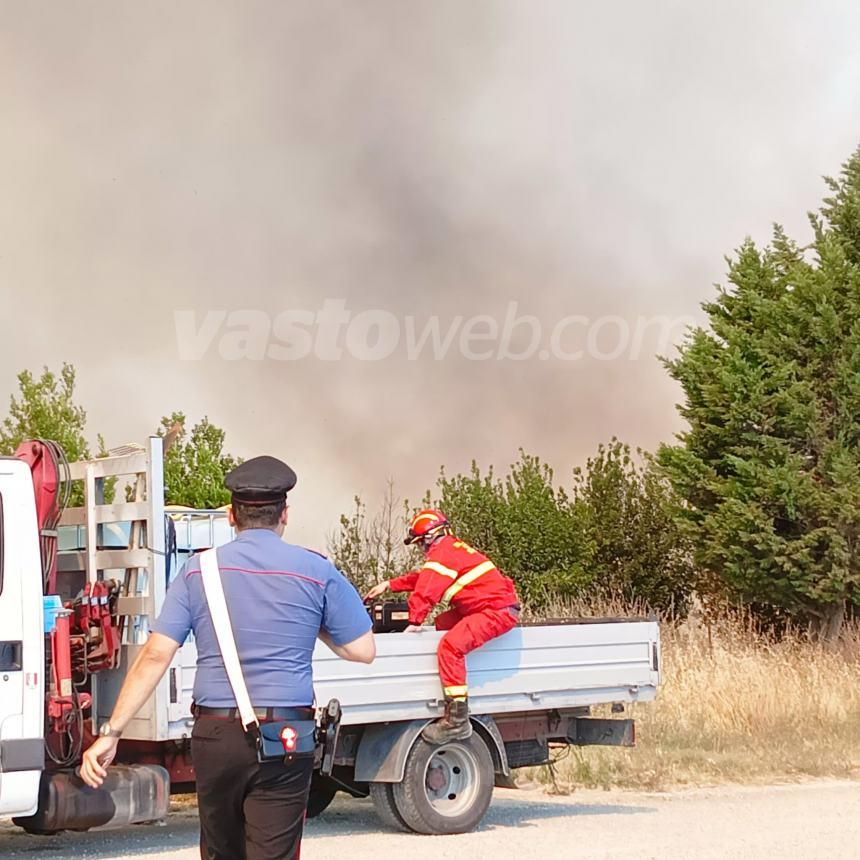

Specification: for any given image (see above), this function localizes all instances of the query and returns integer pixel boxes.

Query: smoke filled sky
[2,1,860,546]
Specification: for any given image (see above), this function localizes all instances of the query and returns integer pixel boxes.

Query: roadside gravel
[1,779,857,859]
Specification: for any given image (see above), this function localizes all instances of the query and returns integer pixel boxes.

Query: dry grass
[530,603,860,792]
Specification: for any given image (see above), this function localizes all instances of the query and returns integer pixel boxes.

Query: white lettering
[314,299,350,360]
[218,310,270,361]
[550,315,588,360]
[497,302,541,360]
[587,315,630,360]
[268,310,315,360]
[174,310,227,360]
[404,315,464,360]
[345,310,401,360]
[460,315,498,360]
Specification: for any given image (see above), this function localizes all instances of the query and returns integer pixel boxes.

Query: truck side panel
[167,620,659,738]
[312,621,660,727]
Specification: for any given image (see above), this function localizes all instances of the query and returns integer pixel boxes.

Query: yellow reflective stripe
[443,685,468,697]
[442,560,496,602]
[424,560,458,579]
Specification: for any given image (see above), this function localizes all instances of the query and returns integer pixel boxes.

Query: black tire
[369,781,409,832]
[392,734,494,835]
[306,775,338,819]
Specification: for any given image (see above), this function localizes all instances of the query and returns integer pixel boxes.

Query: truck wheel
[392,734,494,834]
[369,782,409,832]
[306,776,338,818]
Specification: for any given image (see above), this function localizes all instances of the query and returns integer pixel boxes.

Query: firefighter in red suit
[365,509,520,744]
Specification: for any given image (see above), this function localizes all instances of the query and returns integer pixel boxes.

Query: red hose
[15,439,67,593]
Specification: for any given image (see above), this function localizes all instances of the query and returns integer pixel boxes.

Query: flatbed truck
[0,439,660,836]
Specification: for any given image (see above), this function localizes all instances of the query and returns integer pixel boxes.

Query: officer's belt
[192,704,315,723]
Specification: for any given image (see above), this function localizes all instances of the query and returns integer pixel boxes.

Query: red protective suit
[389,535,519,698]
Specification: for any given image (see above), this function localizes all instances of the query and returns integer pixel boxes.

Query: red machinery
[15,439,65,593]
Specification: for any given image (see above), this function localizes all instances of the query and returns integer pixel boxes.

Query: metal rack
[57,437,171,740]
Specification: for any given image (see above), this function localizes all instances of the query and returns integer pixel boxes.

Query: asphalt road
[1,780,858,859]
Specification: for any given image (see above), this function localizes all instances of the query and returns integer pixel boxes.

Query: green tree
[430,452,594,611]
[1,363,91,459]
[658,146,860,639]
[159,412,240,508]
[0,363,109,505]
[573,439,694,612]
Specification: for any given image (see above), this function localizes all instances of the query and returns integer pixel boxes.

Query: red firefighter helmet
[405,509,449,545]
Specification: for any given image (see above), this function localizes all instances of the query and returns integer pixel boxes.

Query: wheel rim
[423,743,478,817]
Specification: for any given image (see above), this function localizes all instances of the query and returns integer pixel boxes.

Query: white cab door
[0,459,45,818]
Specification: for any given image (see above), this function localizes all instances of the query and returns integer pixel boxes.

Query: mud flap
[567,717,635,747]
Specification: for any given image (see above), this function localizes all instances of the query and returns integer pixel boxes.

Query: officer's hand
[404,624,424,633]
[80,736,119,788]
[364,581,390,601]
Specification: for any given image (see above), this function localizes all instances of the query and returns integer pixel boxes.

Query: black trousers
[192,715,314,860]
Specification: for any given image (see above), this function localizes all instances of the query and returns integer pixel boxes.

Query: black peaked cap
[225,455,297,504]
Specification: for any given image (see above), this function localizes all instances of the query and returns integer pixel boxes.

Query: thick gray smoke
[2,1,859,544]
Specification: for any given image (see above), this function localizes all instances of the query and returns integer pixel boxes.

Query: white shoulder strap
[199,549,258,731]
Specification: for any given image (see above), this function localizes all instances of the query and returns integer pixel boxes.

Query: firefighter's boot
[421,697,473,744]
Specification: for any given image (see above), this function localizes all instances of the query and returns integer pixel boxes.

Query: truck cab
[0,457,47,818]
